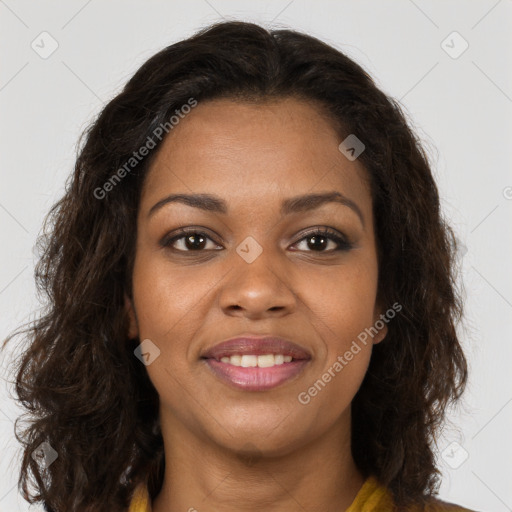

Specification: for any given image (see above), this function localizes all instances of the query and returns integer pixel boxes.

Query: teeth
[218,354,293,367]
[252,354,269,367]
[241,355,257,367]
[230,355,242,366]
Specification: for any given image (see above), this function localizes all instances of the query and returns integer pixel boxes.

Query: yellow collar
[128,476,391,512]
[128,475,473,511]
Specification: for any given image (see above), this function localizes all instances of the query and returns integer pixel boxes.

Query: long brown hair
[3,20,467,511]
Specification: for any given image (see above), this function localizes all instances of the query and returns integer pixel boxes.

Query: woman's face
[126,97,387,456]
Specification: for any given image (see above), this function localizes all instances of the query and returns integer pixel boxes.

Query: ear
[372,302,388,345]
[124,293,139,340]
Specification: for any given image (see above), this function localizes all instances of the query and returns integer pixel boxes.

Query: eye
[291,227,352,253]
[160,228,222,252]
[160,226,352,254]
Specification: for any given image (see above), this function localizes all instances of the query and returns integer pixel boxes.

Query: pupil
[186,234,206,250]
[308,235,327,251]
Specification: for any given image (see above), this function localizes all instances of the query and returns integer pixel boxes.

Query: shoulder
[422,496,480,512]
[359,476,480,512]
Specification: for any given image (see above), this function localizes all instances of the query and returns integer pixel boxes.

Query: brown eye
[161,230,222,252]
[291,228,352,253]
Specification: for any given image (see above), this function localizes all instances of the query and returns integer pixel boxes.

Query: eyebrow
[147,191,365,226]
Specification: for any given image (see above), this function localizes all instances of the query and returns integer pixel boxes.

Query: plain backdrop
[1,1,511,511]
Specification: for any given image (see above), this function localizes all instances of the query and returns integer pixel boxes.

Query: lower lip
[203,358,310,391]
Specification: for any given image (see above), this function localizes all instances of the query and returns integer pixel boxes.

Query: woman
[4,20,475,512]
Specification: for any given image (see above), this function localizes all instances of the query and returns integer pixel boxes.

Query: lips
[200,335,312,361]
[200,335,312,391]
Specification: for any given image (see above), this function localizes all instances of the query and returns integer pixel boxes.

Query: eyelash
[160,227,353,254]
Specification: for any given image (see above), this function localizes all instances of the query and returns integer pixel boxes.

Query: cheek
[304,256,378,387]
[130,253,212,411]
[309,256,379,338]
[131,252,213,342]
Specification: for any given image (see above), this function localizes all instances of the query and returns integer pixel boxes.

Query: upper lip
[201,334,312,361]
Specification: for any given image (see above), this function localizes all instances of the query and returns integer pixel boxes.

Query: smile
[203,356,310,391]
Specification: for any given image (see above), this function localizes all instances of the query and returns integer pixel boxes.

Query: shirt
[127,475,476,512]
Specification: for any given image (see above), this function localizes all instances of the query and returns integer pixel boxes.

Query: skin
[126,97,388,512]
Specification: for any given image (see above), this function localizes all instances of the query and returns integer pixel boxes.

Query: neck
[152,408,365,512]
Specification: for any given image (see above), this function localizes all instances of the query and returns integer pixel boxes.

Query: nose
[218,245,297,319]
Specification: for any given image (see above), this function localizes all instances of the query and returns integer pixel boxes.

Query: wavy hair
[3,20,467,511]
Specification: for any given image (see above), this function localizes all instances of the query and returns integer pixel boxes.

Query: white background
[1,1,511,511]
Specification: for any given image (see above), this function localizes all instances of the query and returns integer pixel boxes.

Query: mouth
[200,335,312,391]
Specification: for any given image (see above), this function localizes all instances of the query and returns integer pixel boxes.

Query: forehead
[141,97,372,217]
